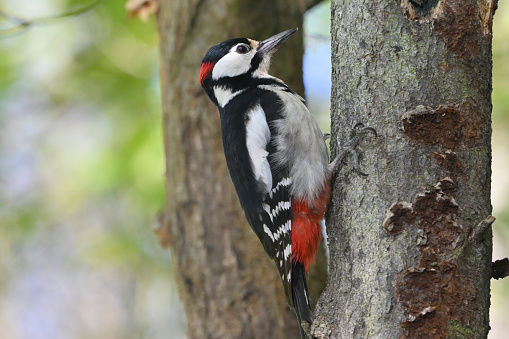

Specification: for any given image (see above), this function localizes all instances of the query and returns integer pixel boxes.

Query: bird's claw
[350,122,377,140]
[351,151,368,177]
[329,123,377,175]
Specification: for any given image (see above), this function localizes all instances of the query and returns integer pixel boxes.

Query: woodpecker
[199,28,371,337]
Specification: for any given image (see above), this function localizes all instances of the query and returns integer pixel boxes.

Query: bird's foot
[328,123,377,176]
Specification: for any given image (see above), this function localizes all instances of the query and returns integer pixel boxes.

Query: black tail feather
[292,262,312,338]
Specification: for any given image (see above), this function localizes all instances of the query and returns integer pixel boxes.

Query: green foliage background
[0,0,507,338]
[0,0,181,338]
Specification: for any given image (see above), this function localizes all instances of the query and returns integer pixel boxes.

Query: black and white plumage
[200,28,332,337]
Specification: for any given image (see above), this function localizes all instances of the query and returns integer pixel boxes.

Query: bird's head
[199,28,297,105]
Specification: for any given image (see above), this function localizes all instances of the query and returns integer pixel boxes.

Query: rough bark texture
[311,0,495,338]
[155,1,321,338]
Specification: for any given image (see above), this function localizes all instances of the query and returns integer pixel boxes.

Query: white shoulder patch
[245,105,272,193]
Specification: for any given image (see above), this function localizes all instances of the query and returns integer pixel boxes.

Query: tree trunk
[311,0,496,338]
[155,1,320,337]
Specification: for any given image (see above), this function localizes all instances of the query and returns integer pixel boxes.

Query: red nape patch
[199,62,215,84]
[291,182,331,272]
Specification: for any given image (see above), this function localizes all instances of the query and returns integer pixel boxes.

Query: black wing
[258,87,294,304]
[222,83,296,304]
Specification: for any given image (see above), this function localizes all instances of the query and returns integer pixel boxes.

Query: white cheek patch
[212,46,256,80]
[245,105,272,193]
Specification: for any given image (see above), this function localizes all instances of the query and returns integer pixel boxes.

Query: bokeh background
[0,1,507,338]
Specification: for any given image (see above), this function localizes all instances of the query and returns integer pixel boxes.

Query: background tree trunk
[312,0,496,338]
[155,1,320,337]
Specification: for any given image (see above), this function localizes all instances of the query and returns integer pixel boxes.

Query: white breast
[270,89,329,201]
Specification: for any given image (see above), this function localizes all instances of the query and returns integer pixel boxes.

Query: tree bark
[311,0,495,338]
[155,1,320,338]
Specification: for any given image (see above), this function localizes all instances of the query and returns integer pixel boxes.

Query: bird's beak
[257,28,297,56]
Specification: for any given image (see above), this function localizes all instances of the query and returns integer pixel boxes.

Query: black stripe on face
[250,51,263,71]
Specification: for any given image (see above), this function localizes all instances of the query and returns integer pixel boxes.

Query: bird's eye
[236,44,250,54]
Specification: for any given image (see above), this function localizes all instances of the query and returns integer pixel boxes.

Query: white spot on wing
[246,105,272,193]
[263,219,292,244]
[262,203,272,222]
[269,177,291,199]
[272,219,291,241]
[283,243,292,260]
[263,224,274,242]
[268,202,291,230]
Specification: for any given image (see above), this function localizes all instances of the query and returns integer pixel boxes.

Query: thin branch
[0,0,105,37]
[468,215,495,244]
[484,0,499,37]
[492,258,509,280]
